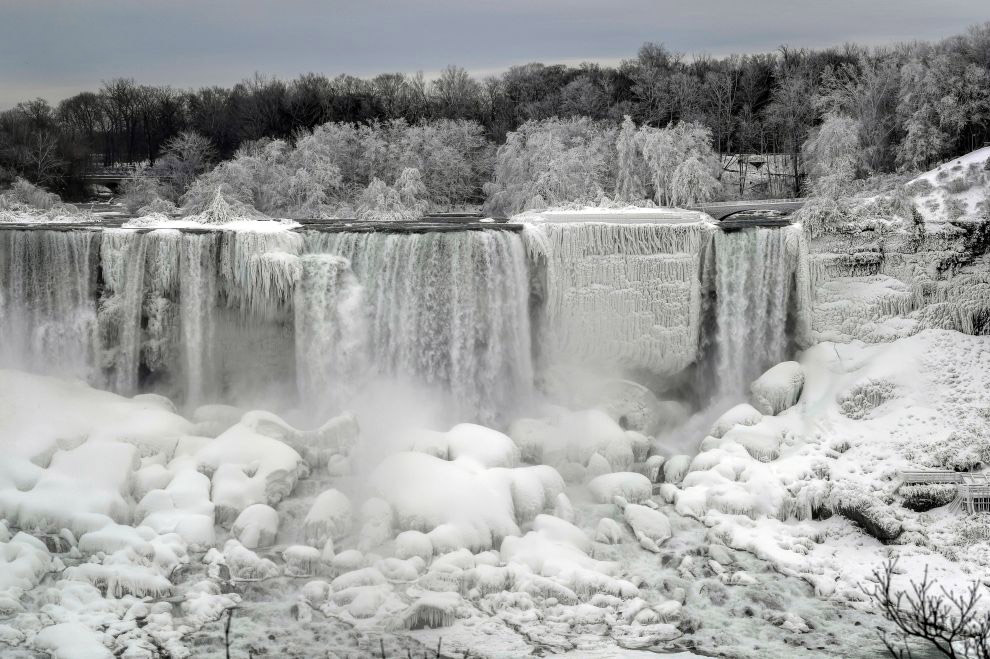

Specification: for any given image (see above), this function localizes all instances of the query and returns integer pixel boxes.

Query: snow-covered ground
[907,146,990,227]
[3,324,989,657]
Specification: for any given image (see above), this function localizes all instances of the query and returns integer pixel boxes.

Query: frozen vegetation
[0,146,990,658]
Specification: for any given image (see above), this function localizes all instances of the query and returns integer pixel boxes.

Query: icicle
[219,230,303,320]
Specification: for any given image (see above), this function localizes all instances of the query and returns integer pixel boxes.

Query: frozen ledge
[520,207,714,224]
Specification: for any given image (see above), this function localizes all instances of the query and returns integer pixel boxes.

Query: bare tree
[862,558,990,658]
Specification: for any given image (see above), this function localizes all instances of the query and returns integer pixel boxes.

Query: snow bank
[195,422,307,525]
[370,452,520,551]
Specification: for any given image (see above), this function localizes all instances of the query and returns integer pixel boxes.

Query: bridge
[688,198,806,221]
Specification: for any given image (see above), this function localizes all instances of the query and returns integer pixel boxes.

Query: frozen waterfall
[304,231,534,424]
[0,219,810,421]
[523,220,713,377]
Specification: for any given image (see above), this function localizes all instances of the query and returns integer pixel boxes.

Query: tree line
[1,22,988,200]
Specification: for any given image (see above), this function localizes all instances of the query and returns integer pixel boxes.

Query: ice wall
[524,220,714,378]
[808,224,990,343]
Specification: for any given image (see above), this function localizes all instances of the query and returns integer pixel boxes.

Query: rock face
[750,362,804,415]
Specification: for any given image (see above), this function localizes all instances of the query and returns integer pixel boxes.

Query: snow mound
[231,504,279,549]
[710,403,763,438]
[406,423,520,467]
[304,489,354,546]
[750,361,804,415]
[370,452,520,551]
[195,422,307,525]
[588,472,653,503]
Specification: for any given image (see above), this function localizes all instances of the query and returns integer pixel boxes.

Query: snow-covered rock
[231,504,279,549]
[618,499,672,552]
[304,489,354,547]
[588,472,652,504]
[750,361,804,415]
[710,403,763,438]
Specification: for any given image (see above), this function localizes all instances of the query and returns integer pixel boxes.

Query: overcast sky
[1,0,987,108]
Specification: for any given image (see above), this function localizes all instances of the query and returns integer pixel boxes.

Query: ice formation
[523,213,714,377]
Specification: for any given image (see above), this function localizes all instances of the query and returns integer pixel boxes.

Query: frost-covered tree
[355,173,425,221]
[614,115,647,203]
[181,138,291,215]
[670,156,722,206]
[120,166,171,214]
[896,59,952,170]
[817,56,900,174]
[483,117,616,216]
[154,131,217,195]
[803,112,861,198]
[396,120,492,209]
[182,119,490,218]
[394,167,428,216]
[637,121,720,206]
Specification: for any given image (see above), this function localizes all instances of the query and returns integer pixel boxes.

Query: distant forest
[1,22,988,203]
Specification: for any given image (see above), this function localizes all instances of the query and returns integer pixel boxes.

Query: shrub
[904,178,934,197]
[120,172,171,214]
[943,176,971,194]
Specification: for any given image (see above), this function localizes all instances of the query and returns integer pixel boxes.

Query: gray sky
[1,0,987,108]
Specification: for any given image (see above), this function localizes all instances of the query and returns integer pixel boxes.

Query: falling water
[0,221,808,422]
[0,230,99,380]
[100,230,151,395]
[305,231,534,425]
[294,254,368,417]
[712,226,806,397]
[180,233,219,404]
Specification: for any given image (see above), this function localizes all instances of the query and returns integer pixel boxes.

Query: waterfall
[712,225,808,398]
[305,230,533,424]
[100,230,151,395]
[294,254,368,417]
[0,220,810,421]
[0,229,99,380]
[180,233,219,404]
